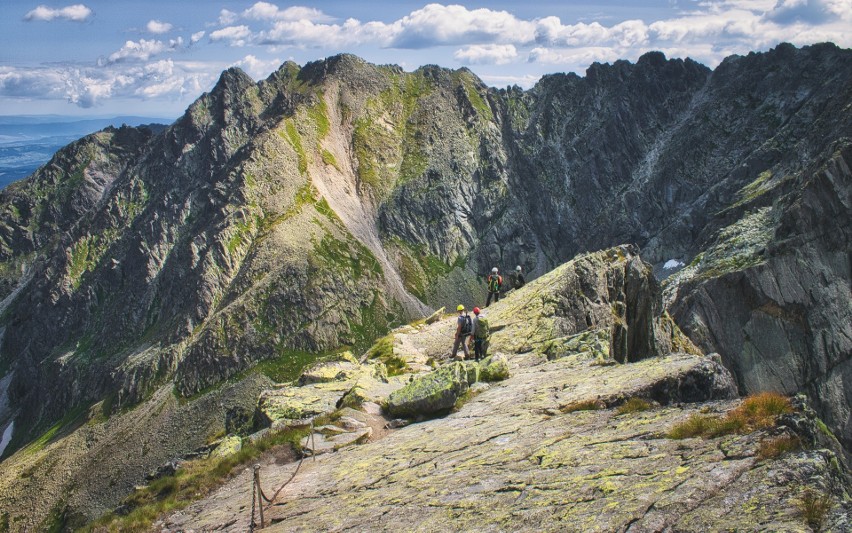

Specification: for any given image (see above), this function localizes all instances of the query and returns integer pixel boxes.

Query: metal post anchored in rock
[252,464,265,530]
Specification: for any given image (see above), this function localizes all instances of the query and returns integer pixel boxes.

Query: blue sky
[1,1,850,119]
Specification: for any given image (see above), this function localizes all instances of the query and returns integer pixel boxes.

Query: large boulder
[386,362,471,417]
[479,354,510,382]
[255,380,355,428]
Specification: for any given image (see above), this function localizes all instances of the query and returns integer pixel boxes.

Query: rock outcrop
[668,140,852,453]
[152,250,848,531]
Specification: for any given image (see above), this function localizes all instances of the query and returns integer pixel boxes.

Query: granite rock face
[669,141,852,452]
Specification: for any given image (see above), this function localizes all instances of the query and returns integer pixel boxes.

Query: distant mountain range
[0,116,172,189]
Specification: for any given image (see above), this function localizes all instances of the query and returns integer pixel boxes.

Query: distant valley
[0,116,171,188]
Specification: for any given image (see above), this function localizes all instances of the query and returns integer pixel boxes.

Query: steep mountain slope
[0,43,849,528]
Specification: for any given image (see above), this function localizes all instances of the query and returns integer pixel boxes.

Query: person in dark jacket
[452,304,472,360]
[512,265,525,290]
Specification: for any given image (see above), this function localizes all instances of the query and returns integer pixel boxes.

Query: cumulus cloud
[190,31,206,44]
[454,44,518,65]
[0,60,217,108]
[24,3,92,22]
[231,54,283,79]
[0,67,67,98]
[107,37,183,63]
[528,46,622,68]
[218,9,238,25]
[764,0,840,23]
[391,4,536,48]
[242,2,333,22]
[536,18,650,47]
[146,20,173,34]
[209,25,253,46]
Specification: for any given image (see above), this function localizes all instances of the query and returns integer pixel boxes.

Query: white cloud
[191,31,206,44]
[232,54,283,79]
[478,73,541,89]
[649,10,761,41]
[146,20,173,34]
[24,4,92,22]
[242,2,333,22]
[764,0,848,23]
[0,60,218,108]
[535,18,650,47]
[0,66,67,98]
[454,44,518,65]
[391,4,536,48]
[528,46,622,68]
[218,9,238,26]
[209,25,253,47]
[107,38,183,63]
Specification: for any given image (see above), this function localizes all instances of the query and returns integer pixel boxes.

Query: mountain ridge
[0,42,849,528]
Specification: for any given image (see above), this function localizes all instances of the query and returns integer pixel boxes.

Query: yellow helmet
[457,304,465,311]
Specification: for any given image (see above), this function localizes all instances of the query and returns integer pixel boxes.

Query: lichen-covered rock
[424,307,445,325]
[256,380,355,428]
[543,329,610,362]
[338,373,407,409]
[254,351,845,532]
[386,362,471,417]
[479,354,510,382]
[210,435,242,459]
[298,359,360,385]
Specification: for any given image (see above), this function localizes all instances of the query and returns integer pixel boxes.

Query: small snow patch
[663,259,685,270]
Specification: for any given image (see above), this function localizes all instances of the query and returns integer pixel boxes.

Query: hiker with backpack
[512,265,525,290]
[470,307,490,361]
[452,304,472,360]
[486,267,503,307]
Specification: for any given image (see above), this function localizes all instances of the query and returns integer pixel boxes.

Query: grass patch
[281,119,307,174]
[83,426,312,533]
[616,398,652,415]
[226,218,255,256]
[365,333,408,376]
[321,149,339,170]
[667,392,792,439]
[455,71,493,120]
[255,349,320,384]
[757,435,802,461]
[307,95,330,139]
[799,489,833,530]
[560,399,605,414]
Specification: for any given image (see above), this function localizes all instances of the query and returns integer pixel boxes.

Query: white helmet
[491,267,498,273]
[516,265,522,272]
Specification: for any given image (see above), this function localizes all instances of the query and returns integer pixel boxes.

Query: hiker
[486,267,503,307]
[452,304,472,360]
[512,265,525,290]
[470,307,490,361]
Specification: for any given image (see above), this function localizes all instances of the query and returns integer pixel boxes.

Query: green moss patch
[365,333,408,376]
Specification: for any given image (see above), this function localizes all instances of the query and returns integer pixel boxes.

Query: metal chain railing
[249,420,316,530]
